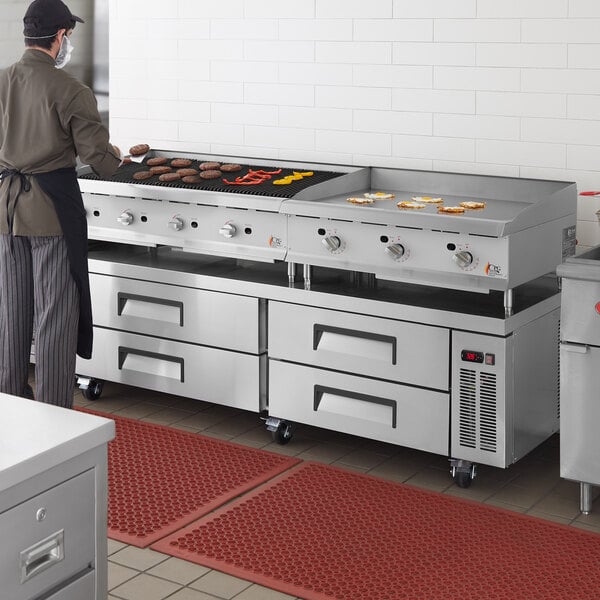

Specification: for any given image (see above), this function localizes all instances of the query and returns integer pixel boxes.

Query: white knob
[117,211,133,226]
[385,243,405,260]
[322,235,341,252]
[219,223,236,238]
[453,250,473,268]
[169,217,183,231]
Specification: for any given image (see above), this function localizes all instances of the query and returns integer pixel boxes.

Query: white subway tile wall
[1,0,600,248]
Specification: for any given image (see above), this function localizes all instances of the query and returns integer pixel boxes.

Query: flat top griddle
[80,158,345,199]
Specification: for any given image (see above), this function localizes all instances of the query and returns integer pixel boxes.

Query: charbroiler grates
[80,158,345,198]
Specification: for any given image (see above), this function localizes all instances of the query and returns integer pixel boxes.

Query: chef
[0,0,122,407]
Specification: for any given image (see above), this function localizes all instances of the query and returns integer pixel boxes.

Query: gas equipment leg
[580,482,593,514]
[303,264,311,290]
[288,262,296,285]
[504,288,513,316]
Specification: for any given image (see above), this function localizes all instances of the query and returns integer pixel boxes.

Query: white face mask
[55,35,74,69]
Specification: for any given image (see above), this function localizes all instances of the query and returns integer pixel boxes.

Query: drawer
[0,470,95,600]
[45,570,94,600]
[77,327,264,412]
[89,273,265,353]
[268,301,449,390]
[560,278,600,346]
[269,360,449,455]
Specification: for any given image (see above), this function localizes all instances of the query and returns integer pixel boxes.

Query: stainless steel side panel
[560,343,600,485]
[77,328,263,412]
[89,273,264,353]
[0,470,95,600]
[269,360,449,455]
[560,278,600,346]
[46,571,94,600]
[269,301,449,390]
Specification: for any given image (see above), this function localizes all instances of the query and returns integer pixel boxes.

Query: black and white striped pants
[0,235,79,408]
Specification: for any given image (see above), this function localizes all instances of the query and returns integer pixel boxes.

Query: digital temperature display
[461,350,484,363]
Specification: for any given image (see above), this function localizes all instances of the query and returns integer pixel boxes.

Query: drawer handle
[118,347,185,382]
[20,530,64,583]
[314,385,397,428]
[313,324,397,365]
[117,292,184,326]
[561,343,589,354]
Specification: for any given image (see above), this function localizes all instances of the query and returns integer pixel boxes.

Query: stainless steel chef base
[77,245,560,477]
[558,245,600,513]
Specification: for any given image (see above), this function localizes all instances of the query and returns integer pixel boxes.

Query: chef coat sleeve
[66,87,121,179]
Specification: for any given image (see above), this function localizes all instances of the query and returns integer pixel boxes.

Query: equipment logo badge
[485,262,502,277]
[268,235,283,248]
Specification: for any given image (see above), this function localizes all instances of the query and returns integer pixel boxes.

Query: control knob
[117,211,133,226]
[219,223,237,239]
[322,235,341,252]
[385,243,405,260]
[169,217,184,231]
[453,250,473,268]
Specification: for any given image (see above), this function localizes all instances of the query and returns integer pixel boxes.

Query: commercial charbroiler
[76,151,577,487]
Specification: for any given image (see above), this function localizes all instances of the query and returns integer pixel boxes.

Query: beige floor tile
[113,402,165,420]
[296,442,355,464]
[141,407,200,425]
[525,510,572,526]
[108,539,127,555]
[483,498,528,514]
[166,589,223,600]
[147,557,211,585]
[233,583,297,599]
[334,448,388,470]
[110,573,181,600]
[87,396,142,413]
[404,467,454,493]
[487,483,547,509]
[190,570,252,599]
[110,546,168,571]
[529,492,581,521]
[108,562,139,590]
[262,437,317,457]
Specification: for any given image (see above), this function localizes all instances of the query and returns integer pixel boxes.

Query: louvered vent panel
[458,368,477,448]
[479,372,497,452]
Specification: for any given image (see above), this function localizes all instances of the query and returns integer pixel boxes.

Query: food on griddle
[398,201,426,209]
[132,170,153,180]
[176,168,198,177]
[221,164,242,172]
[182,175,201,184]
[364,192,394,200]
[147,156,168,166]
[159,172,181,182]
[199,161,222,171]
[347,197,374,205]
[412,196,443,204]
[223,168,282,185]
[460,201,486,209]
[199,169,222,180]
[122,157,133,165]
[273,171,313,185]
[171,158,192,168]
[129,143,150,156]
[438,206,465,214]
[150,165,173,175]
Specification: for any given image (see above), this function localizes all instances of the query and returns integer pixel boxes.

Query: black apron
[0,167,93,359]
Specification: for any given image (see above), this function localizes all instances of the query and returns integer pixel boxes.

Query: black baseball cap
[23,0,84,38]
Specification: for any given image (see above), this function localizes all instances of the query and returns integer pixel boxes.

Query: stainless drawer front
[560,278,600,346]
[0,470,95,600]
[45,571,94,600]
[560,343,600,485]
[89,273,264,353]
[269,301,449,390]
[269,360,449,455]
[77,328,263,412]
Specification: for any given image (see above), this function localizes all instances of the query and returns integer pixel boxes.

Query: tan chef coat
[0,49,120,236]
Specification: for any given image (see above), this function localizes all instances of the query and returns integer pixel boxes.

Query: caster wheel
[272,421,294,445]
[82,379,104,401]
[454,470,473,489]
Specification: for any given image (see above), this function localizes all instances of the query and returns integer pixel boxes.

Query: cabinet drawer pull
[20,530,64,583]
[117,292,184,326]
[118,346,185,382]
[313,324,397,365]
[314,385,397,428]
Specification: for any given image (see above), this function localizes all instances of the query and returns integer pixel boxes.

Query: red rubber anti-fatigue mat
[153,461,600,600]
[80,409,300,547]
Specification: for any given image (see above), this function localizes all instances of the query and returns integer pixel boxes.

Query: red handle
[580,191,600,196]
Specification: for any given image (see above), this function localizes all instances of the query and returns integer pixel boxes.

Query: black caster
[81,378,104,401]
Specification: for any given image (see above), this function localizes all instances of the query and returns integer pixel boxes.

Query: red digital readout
[461,349,484,363]
[465,352,477,361]
[595,302,600,315]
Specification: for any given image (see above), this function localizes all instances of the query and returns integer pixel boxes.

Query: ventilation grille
[458,368,498,453]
